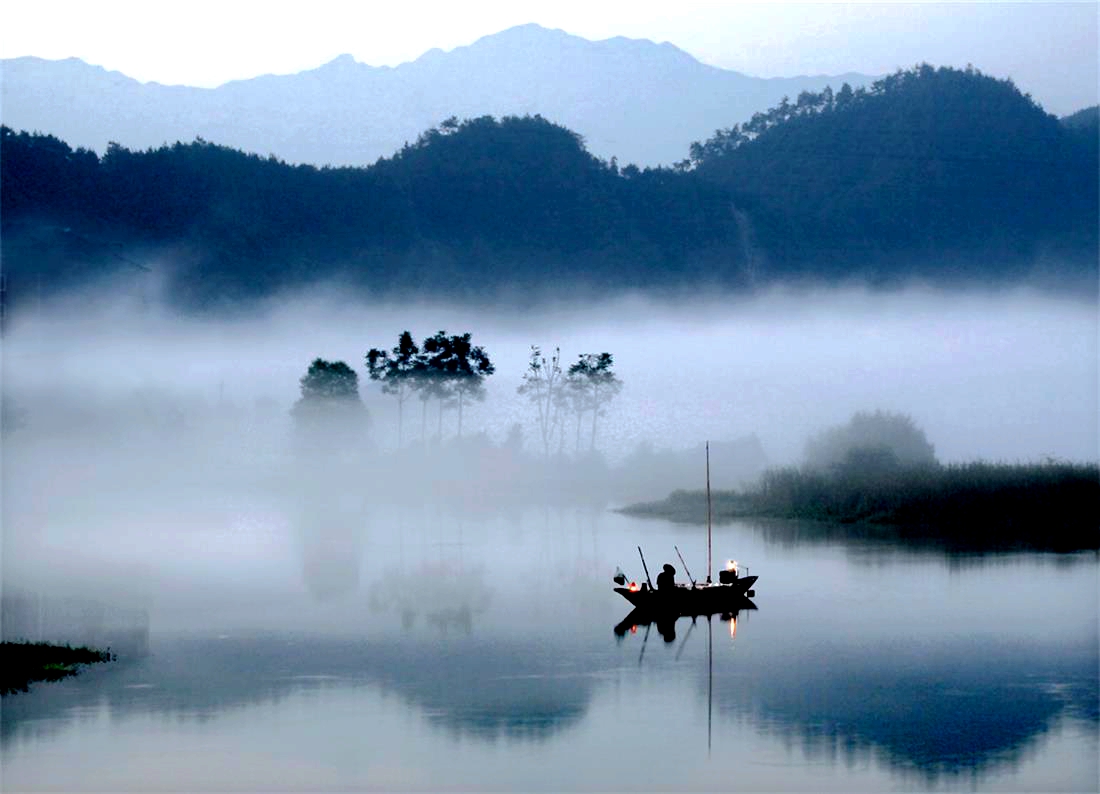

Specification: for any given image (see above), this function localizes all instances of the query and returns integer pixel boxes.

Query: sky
[2,1,1097,114]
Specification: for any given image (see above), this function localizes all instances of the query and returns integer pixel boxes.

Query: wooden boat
[614,572,758,614]
[615,441,758,614]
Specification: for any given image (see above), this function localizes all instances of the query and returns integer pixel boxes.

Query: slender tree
[421,331,455,440]
[517,346,565,457]
[568,352,622,452]
[366,330,423,447]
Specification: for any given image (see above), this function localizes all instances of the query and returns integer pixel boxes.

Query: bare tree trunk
[589,385,600,451]
[397,397,404,448]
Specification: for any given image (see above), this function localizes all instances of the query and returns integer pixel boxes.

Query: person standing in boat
[656,563,676,591]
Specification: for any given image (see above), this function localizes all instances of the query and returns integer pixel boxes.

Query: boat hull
[614,577,758,615]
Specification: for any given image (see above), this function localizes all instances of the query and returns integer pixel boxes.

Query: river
[2,503,1096,792]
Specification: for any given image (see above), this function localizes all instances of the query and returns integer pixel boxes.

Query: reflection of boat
[615,442,759,613]
[614,596,756,637]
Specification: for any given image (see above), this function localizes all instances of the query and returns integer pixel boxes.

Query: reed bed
[622,461,1099,551]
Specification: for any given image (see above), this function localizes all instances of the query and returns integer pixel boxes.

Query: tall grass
[622,461,1099,551]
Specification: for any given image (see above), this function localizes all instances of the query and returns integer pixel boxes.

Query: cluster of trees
[2,64,1095,309]
[516,346,622,457]
[365,330,495,443]
[292,334,623,455]
[803,410,937,472]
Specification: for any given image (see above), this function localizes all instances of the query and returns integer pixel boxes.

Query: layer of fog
[4,284,1095,464]
[2,284,1095,634]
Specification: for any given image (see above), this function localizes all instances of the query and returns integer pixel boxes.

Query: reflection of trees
[743,518,1100,558]
[611,601,1097,783]
[299,518,363,601]
[287,470,368,602]
[0,632,591,745]
[368,563,492,633]
[706,637,1099,783]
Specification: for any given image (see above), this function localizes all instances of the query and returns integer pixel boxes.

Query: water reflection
[2,501,1096,790]
[369,563,492,633]
[0,630,594,746]
[613,597,757,643]
[285,467,369,602]
[708,634,1098,785]
[2,599,1096,788]
[743,516,1100,556]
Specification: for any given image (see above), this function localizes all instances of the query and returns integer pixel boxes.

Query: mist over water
[3,283,1096,464]
[2,282,1097,792]
[3,282,1094,614]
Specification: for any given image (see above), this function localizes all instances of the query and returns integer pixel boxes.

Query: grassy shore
[621,461,1100,552]
[1,641,115,695]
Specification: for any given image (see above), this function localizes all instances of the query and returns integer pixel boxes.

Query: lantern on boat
[719,559,739,584]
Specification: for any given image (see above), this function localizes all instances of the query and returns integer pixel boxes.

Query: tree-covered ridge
[1,66,1096,309]
[690,65,1054,163]
[689,65,1097,278]
[1,116,743,306]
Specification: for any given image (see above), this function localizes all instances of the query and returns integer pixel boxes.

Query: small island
[1,641,115,695]
[622,412,1100,553]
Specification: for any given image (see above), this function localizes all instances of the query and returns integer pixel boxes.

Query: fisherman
[656,563,676,591]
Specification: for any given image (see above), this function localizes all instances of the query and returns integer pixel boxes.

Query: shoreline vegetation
[620,461,1100,552]
[1,641,115,695]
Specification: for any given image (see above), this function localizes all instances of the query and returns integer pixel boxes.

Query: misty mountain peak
[1,28,875,167]
[322,53,361,69]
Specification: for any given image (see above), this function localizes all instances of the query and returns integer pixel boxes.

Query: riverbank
[621,461,1100,552]
[1,641,115,695]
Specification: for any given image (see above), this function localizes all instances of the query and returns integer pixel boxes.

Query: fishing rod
[637,546,654,590]
[674,545,696,587]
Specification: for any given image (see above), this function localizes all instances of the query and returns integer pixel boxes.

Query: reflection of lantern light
[630,625,637,634]
[726,559,738,572]
[729,616,738,639]
[629,581,639,591]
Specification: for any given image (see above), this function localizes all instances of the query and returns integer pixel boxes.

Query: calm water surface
[3,505,1097,792]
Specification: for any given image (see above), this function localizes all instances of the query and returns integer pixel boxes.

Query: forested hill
[690,65,1098,280]
[2,66,1096,310]
[1,115,741,307]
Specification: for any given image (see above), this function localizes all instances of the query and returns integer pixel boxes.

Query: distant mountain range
[4,63,1095,311]
[0,23,876,167]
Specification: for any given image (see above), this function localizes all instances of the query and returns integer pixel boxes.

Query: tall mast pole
[706,441,712,584]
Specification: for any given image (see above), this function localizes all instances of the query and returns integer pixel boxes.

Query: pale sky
[2,1,1097,114]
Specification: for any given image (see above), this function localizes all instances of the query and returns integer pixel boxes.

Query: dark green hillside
[1,117,743,307]
[2,68,1096,309]
[691,65,1097,281]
